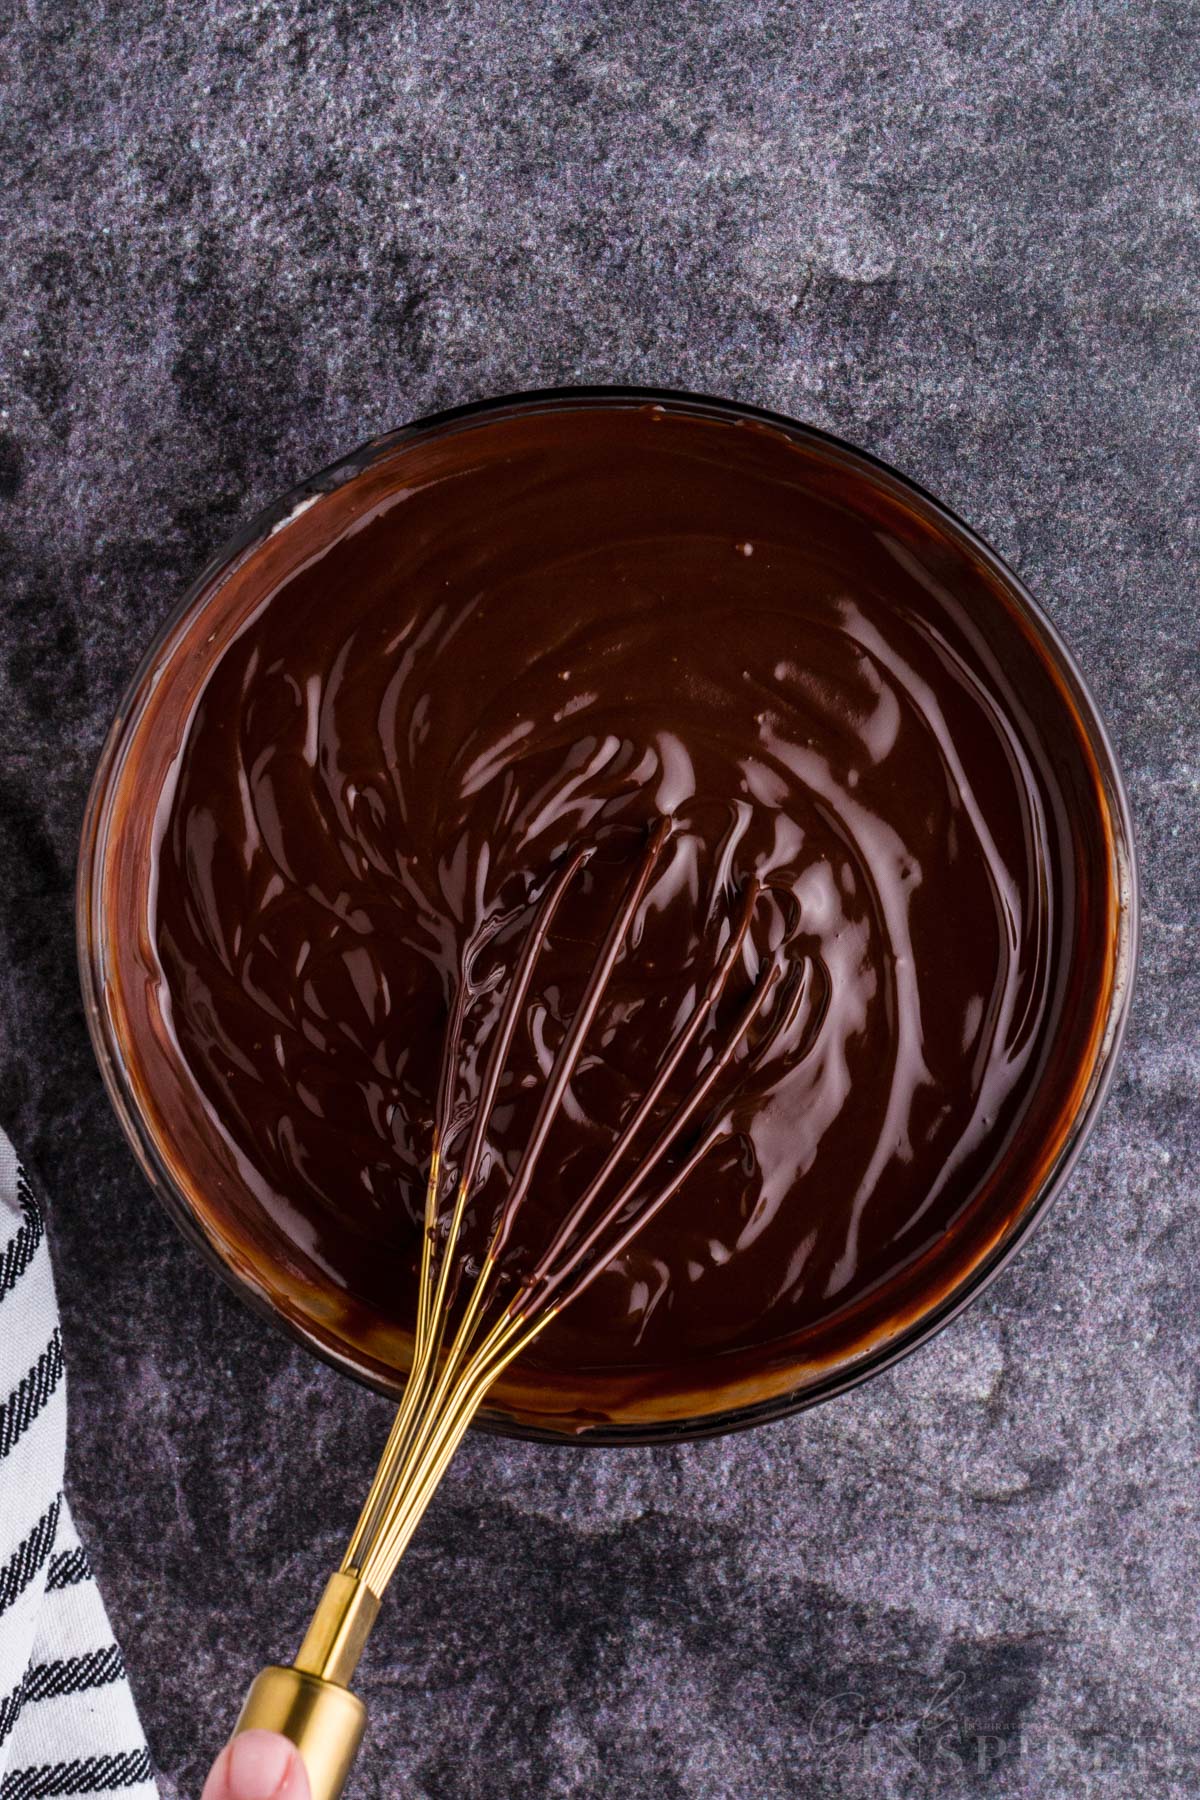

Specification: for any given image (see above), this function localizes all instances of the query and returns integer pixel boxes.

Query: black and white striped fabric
[0,1129,156,1799]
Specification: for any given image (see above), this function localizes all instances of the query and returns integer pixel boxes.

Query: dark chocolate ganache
[95,398,1121,1431]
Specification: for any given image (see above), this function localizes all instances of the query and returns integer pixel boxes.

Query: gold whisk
[233,821,779,1798]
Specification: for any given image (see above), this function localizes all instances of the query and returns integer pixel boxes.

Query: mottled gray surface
[0,1,1197,1794]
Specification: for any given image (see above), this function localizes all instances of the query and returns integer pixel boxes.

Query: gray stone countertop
[1,2,1197,1795]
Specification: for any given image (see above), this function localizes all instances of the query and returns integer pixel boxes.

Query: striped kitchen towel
[0,1128,156,1798]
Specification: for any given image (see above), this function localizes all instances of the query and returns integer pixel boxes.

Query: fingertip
[271,1740,313,1800]
[201,1730,311,1800]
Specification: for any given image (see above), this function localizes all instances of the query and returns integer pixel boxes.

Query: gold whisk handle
[234,1573,381,1800]
[234,1668,364,1800]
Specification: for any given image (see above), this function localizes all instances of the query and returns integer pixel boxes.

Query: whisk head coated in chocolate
[342,816,781,1595]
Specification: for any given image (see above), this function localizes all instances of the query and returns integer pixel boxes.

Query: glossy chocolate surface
[97,400,1119,1430]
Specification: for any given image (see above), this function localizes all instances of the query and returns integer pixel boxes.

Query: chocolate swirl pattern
[111,402,1114,1425]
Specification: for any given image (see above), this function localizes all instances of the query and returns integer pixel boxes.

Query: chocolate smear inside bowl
[79,392,1134,1439]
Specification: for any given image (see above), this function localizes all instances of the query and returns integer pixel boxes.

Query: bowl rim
[75,383,1140,1446]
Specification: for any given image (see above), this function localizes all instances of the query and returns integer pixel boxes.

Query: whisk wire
[343,847,595,1576]
[530,955,781,1314]
[342,823,776,1601]
[489,817,671,1262]
[526,874,764,1296]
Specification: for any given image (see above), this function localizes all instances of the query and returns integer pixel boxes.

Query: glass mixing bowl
[76,388,1138,1444]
